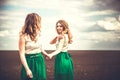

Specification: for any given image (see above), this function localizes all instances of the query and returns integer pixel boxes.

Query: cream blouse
[55,34,69,53]
[24,34,42,54]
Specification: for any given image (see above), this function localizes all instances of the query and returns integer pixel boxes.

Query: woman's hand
[47,53,54,59]
[45,54,51,60]
[26,69,33,78]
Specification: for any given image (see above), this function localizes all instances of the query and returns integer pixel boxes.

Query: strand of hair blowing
[62,29,73,44]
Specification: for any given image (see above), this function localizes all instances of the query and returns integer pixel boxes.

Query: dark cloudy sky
[0,0,120,50]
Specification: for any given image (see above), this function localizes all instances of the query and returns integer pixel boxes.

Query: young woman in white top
[49,20,74,80]
[19,13,48,80]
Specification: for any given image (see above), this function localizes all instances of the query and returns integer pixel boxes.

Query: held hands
[47,35,62,59]
[48,53,54,59]
[46,53,54,59]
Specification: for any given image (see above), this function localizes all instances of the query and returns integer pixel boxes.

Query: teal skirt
[54,52,74,80]
[21,52,46,80]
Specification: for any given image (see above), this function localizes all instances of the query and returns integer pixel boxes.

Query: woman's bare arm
[19,36,33,78]
[50,35,63,44]
[50,36,57,44]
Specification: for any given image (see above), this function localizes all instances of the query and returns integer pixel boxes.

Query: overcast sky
[0,0,120,50]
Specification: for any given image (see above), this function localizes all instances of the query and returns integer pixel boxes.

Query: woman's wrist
[55,36,57,39]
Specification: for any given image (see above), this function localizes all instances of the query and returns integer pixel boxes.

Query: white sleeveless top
[55,34,69,52]
[24,34,42,54]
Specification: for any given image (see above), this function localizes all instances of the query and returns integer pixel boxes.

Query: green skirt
[21,52,46,80]
[54,52,74,80]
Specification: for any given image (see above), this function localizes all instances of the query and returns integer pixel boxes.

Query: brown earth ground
[0,50,120,80]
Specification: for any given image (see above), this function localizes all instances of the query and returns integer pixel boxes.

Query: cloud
[91,40,120,50]
[0,30,9,37]
[93,0,120,12]
[97,16,120,30]
[0,0,7,6]
[83,24,106,32]
[0,0,120,50]
[74,30,120,50]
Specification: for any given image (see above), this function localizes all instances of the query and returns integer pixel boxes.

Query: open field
[0,50,120,80]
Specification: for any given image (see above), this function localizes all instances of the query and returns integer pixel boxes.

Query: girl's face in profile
[56,23,63,34]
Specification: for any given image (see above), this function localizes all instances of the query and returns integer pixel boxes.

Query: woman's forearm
[20,53,30,71]
[50,37,57,44]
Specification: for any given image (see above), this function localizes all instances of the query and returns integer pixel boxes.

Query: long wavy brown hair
[56,20,73,44]
[20,13,41,41]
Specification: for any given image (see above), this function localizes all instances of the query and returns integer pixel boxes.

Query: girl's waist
[25,52,42,58]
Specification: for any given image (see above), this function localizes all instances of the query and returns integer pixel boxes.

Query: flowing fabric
[21,52,46,80]
[54,52,74,80]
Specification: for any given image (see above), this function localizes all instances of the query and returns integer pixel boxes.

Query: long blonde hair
[56,20,73,44]
[20,13,41,41]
